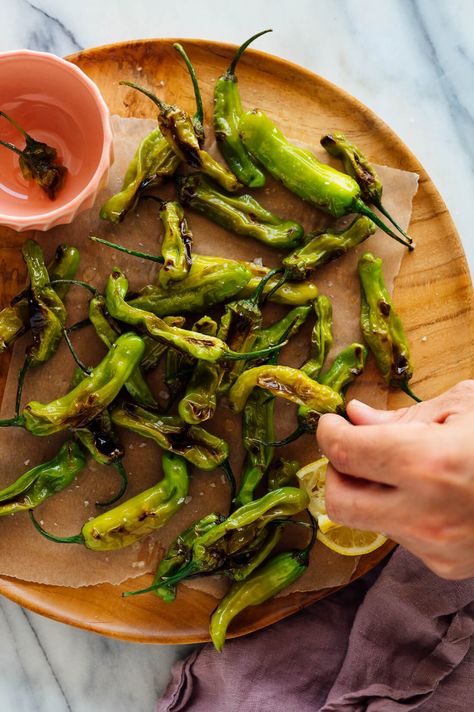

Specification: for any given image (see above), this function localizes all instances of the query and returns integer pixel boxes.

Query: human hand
[317,381,474,579]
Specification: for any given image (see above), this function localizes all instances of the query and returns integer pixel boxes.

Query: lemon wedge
[296,458,387,556]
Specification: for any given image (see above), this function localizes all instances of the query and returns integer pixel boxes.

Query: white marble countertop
[0,1,472,710]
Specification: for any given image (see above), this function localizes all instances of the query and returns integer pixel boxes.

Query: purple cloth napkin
[157,548,474,711]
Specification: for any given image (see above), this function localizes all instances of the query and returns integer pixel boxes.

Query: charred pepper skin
[239,110,413,249]
[358,252,417,397]
[300,296,333,380]
[267,458,300,490]
[213,30,271,187]
[0,441,85,516]
[100,127,180,224]
[177,173,303,249]
[157,200,193,288]
[283,216,376,280]
[128,255,252,317]
[110,403,229,471]
[11,332,146,436]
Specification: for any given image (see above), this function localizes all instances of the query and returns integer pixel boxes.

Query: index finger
[317,413,429,486]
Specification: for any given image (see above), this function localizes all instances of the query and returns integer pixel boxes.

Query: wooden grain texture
[0,39,472,644]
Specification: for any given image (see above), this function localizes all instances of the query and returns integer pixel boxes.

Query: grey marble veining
[0,1,472,711]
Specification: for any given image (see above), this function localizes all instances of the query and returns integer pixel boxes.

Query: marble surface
[0,1,472,710]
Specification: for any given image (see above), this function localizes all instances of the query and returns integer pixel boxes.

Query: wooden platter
[0,39,472,644]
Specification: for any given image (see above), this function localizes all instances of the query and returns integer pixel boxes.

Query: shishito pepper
[110,403,229,471]
[239,110,413,249]
[177,173,303,249]
[237,261,318,306]
[358,252,420,401]
[213,30,271,187]
[141,316,186,373]
[300,295,333,380]
[178,317,221,424]
[152,512,225,602]
[99,127,180,224]
[120,81,241,193]
[225,523,283,582]
[228,364,344,415]
[267,458,300,490]
[283,216,376,280]
[0,332,146,435]
[0,441,85,516]
[105,267,280,363]
[209,521,315,651]
[123,487,310,597]
[0,111,66,199]
[30,452,189,551]
[154,199,193,288]
[251,306,312,355]
[321,131,411,243]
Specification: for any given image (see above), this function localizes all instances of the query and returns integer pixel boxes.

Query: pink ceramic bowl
[0,50,113,232]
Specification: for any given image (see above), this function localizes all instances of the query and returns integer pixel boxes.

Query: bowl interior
[0,53,105,218]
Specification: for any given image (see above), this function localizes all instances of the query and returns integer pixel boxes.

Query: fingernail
[348,399,371,409]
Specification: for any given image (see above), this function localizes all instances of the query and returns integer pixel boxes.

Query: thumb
[346,400,405,425]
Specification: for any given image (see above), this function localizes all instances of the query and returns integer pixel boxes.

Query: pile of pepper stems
[0,31,419,650]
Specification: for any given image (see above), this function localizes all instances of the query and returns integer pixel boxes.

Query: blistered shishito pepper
[283,216,376,280]
[141,316,186,373]
[321,131,411,243]
[177,173,303,249]
[123,487,310,597]
[99,127,180,224]
[120,81,241,193]
[358,252,419,401]
[0,441,85,516]
[164,317,213,407]
[251,306,311,356]
[229,364,344,415]
[300,296,333,380]
[0,243,80,354]
[105,268,280,363]
[0,111,66,199]
[213,30,271,187]
[30,452,189,551]
[153,513,225,602]
[267,458,300,490]
[128,254,252,316]
[239,110,412,249]
[0,332,146,435]
[148,198,193,288]
[319,342,368,393]
[209,524,315,651]
[237,261,318,306]
[88,294,157,409]
[110,403,229,471]
[225,523,283,582]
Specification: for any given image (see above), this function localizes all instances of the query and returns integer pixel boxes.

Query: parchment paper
[0,117,418,594]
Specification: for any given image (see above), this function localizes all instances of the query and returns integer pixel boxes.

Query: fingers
[317,414,427,485]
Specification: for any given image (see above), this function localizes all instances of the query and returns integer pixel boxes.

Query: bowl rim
[0,49,113,226]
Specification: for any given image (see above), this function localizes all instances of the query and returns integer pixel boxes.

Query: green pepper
[152,512,225,602]
[0,332,146,435]
[30,452,189,551]
[225,523,283,582]
[0,441,85,516]
[319,342,368,393]
[300,295,333,380]
[88,294,157,409]
[251,306,312,355]
[213,30,271,187]
[239,110,412,249]
[99,127,180,224]
[123,487,310,597]
[283,216,376,280]
[210,537,313,651]
[0,243,80,355]
[110,403,229,471]
[237,261,318,305]
[154,199,193,288]
[267,458,300,490]
[105,267,280,363]
[358,252,419,400]
[321,131,411,243]
[228,364,344,415]
[141,316,186,373]
[0,111,66,199]
[177,173,303,249]
[120,81,241,193]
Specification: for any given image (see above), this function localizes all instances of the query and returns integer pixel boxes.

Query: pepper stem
[63,329,92,375]
[373,198,412,244]
[227,29,273,77]
[0,415,24,428]
[259,424,311,448]
[122,561,199,597]
[297,511,318,565]
[400,380,422,403]
[355,200,413,249]
[88,235,164,263]
[264,270,289,303]
[96,460,128,507]
[249,266,284,306]
[0,110,28,137]
[65,317,91,334]
[119,81,166,112]
[15,357,30,418]
[225,341,286,362]
[50,278,98,295]
[173,43,204,131]
[28,510,84,545]
[0,139,22,156]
